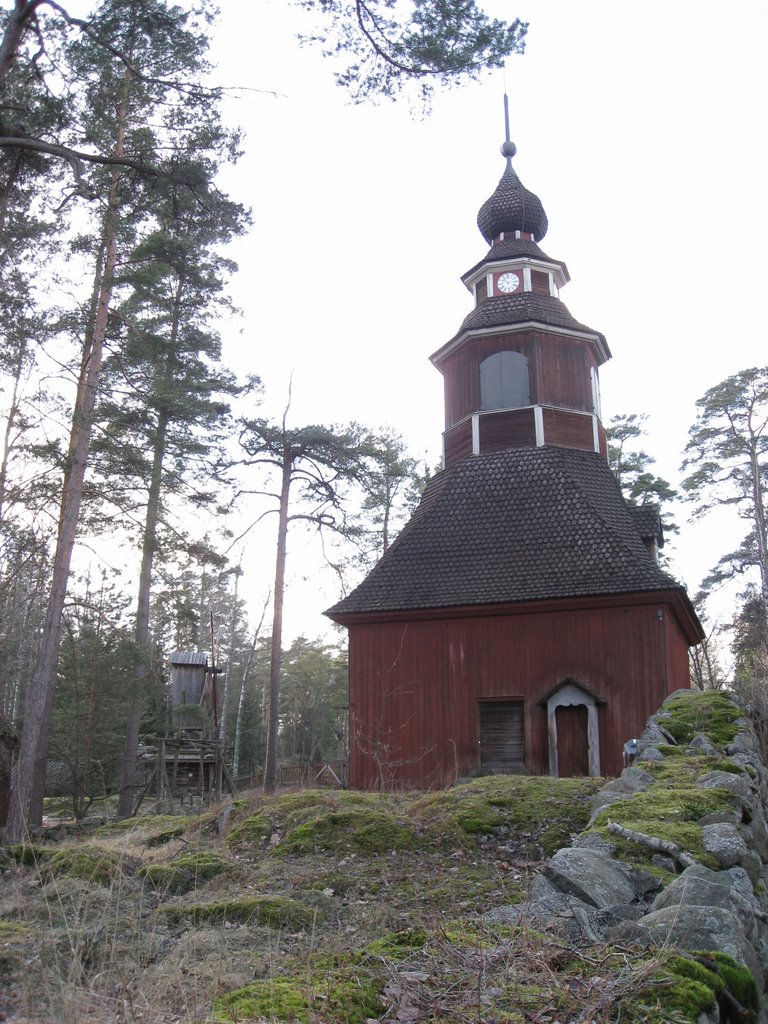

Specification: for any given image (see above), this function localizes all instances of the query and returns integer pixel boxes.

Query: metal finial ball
[501,140,517,159]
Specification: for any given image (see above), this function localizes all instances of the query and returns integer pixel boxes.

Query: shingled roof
[629,504,665,549]
[443,293,608,358]
[326,447,685,619]
[477,166,548,243]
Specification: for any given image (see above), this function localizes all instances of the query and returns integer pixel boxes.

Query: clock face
[497,272,520,294]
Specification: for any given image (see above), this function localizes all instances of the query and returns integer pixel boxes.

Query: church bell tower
[434,101,610,468]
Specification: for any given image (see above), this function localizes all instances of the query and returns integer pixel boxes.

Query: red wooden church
[327,122,703,788]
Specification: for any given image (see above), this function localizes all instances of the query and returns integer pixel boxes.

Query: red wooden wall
[438,329,601,428]
[346,596,692,789]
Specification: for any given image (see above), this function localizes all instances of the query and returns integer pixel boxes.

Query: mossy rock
[409,775,602,844]
[591,784,731,868]
[161,894,315,930]
[698,951,758,1017]
[139,851,231,894]
[277,807,418,856]
[44,845,131,886]
[657,691,742,747]
[227,789,380,850]
[634,952,758,1024]
[211,967,381,1024]
[648,750,744,778]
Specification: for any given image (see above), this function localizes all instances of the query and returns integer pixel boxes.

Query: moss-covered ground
[0,773,759,1023]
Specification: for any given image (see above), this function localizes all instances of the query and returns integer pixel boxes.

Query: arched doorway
[540,679,604,778]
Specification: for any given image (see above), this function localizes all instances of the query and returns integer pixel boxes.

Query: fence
[234,760,347,791]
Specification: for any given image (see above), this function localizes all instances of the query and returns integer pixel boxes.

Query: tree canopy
[681,366,768,604]
[299,0,527,102]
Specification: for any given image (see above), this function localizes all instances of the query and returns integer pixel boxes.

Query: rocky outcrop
[488,689,768,1023]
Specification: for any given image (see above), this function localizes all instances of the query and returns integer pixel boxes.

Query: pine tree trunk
[263,451,292,793]
[0,1,38,86]
[0,337,26,521]
[117,272,183,818]
[116,409,171,817]
[749,440,768,609]
[4,70,132,841]
[116,425,165,818]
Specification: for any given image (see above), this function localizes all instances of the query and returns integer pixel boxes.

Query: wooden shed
[327,131,703,788]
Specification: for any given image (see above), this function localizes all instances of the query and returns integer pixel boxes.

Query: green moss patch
[45,845,131,886]
[657,691,742,747]
[361,927,427,961]
[409,775,602,848]
[227,789,381,850]
[1,844,50,867]
[635,952,758,1024]
[160,894,315,930]
[441,920,521,949]
[278,807,418,856]
[139,851,231,893]
[211,967,381,1024]
[649,750,743,778]
[700,951,758,1016]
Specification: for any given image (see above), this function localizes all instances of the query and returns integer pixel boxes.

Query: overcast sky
[204,1,768,647]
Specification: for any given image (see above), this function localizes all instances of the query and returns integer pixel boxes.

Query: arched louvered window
[480,351,530,410]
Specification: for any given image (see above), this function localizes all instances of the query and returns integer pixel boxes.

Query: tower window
[480,351,530,410]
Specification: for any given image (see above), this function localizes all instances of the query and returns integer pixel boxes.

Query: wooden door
[479,700,525,775]
[555,704,589,777]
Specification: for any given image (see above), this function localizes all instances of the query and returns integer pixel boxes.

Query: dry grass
[0,778,707,1024]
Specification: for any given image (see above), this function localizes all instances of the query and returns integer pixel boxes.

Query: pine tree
[5,0,233,838]
[681,367,768,606]
[237,409,370,791]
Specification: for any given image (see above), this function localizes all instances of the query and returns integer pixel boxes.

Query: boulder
[697,770,754,802]
[485,875,599,943]
[702,823,748,868]
[650,864,757,923]
[543,848,639,909]
[572,832,617,856]
[636,746,664,763]
[688,734,718,756]
[590,770,655,821]
[728,731,758,755]
[630,905,764,990]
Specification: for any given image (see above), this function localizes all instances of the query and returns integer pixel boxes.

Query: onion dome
[477,162,548,244]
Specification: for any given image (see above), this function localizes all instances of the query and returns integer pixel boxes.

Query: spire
[476,97,548,245]
[501,92,517,170]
